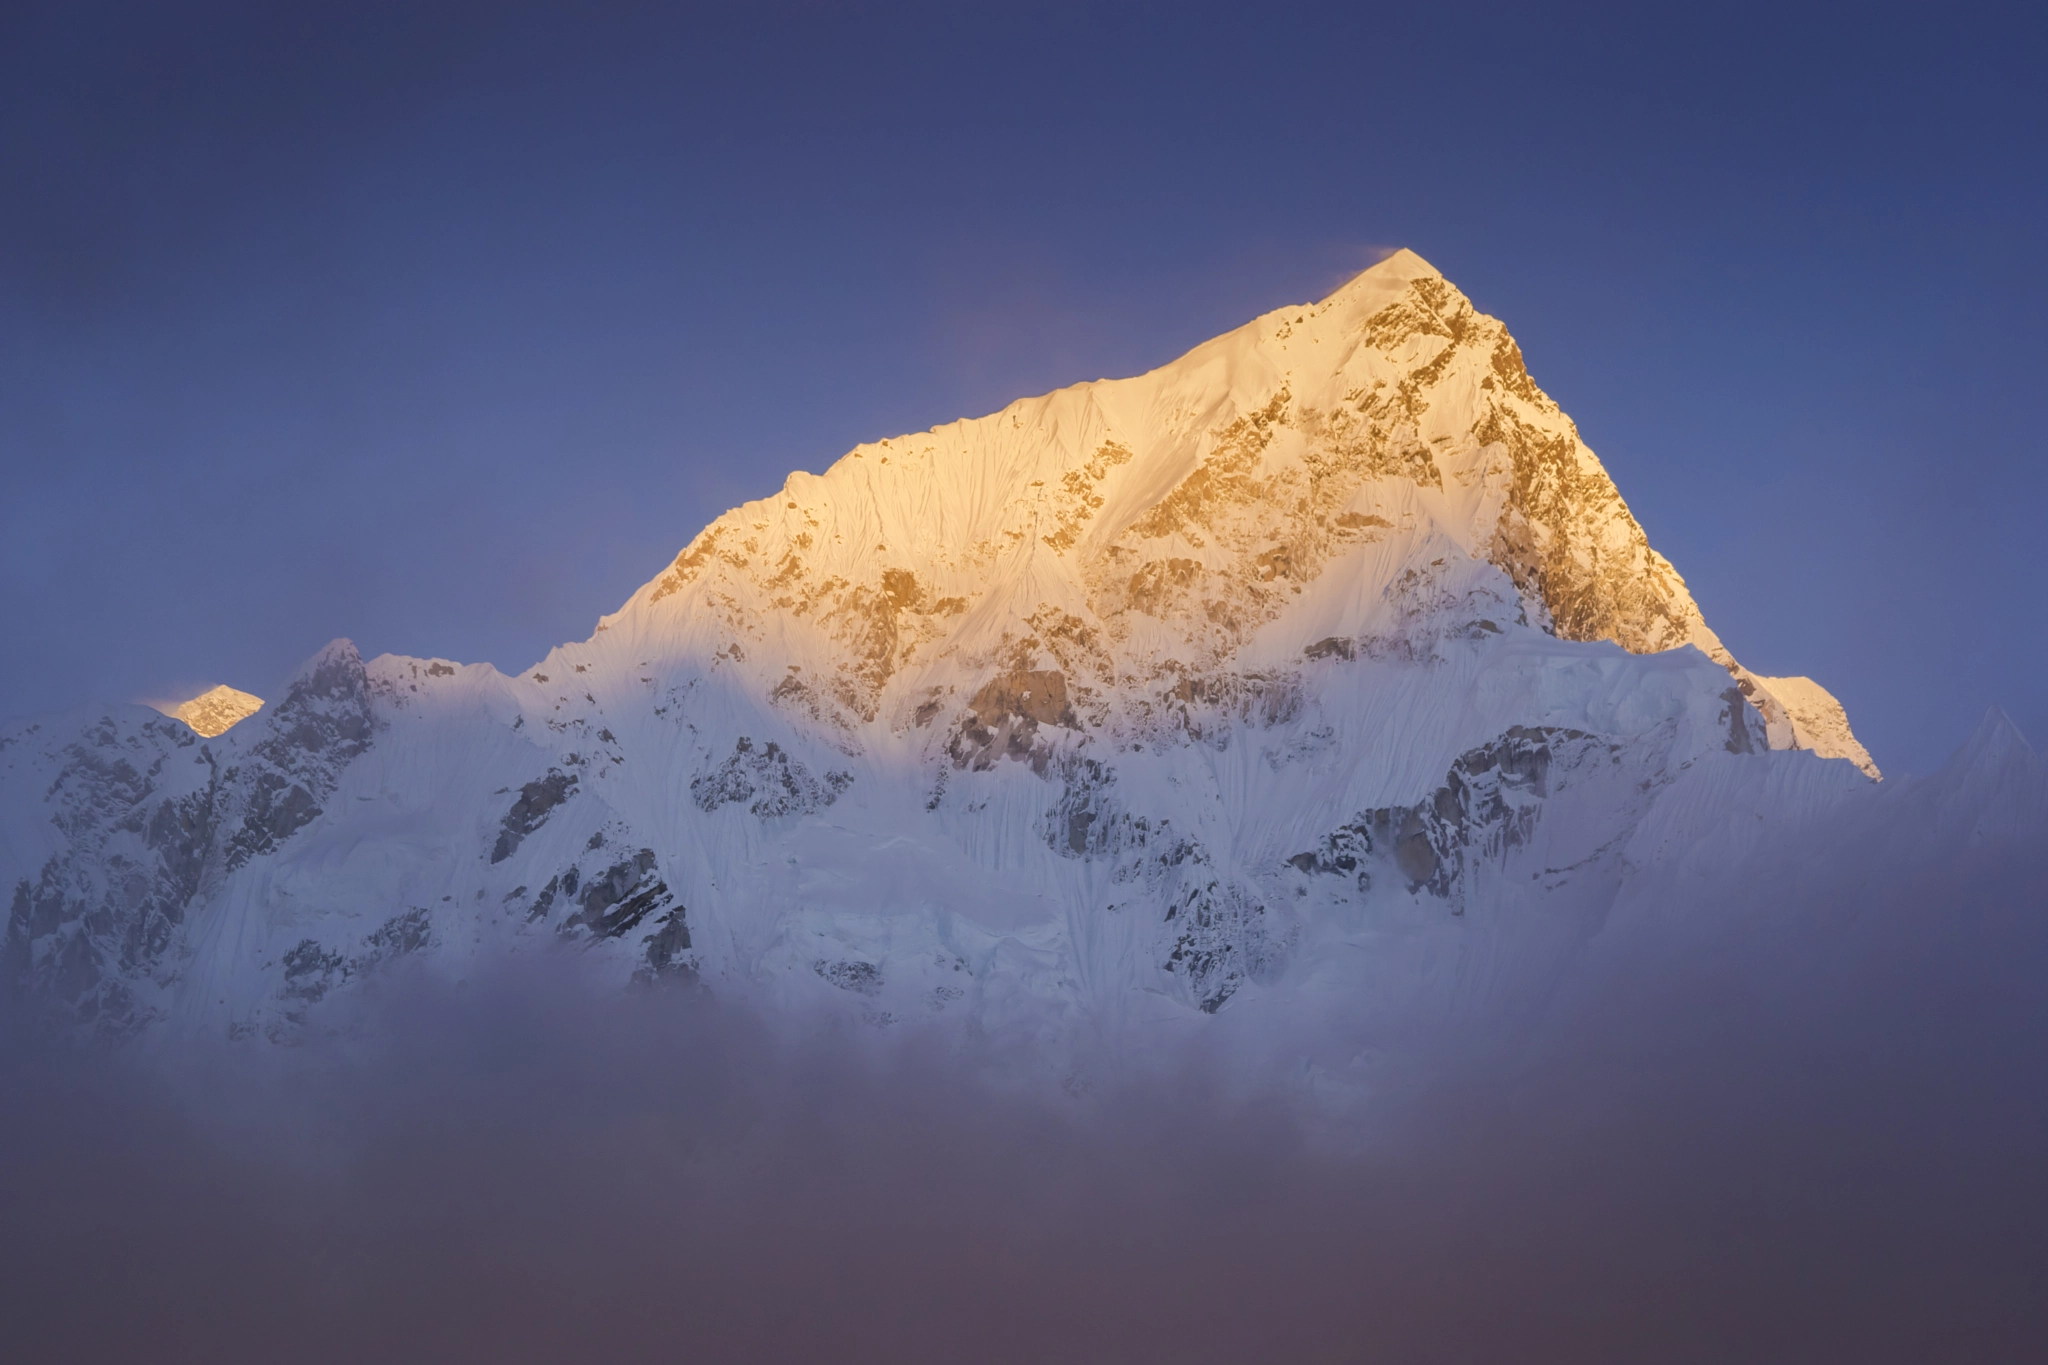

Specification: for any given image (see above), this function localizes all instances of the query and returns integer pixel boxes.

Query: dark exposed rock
[365,907,432,959]
[949,670,1081,772]
[226,776,322,868]
[1043,757,1157,860]
[1721,687,1766,755]
[1037,762,1272,1013]
[967,670,1076,729]
[280,939,349,1004]
[224,641,376,871]
[527,875,560,923]
[815,959,882,995]
[1149,837,1272,1014]
[268,908,433,1032]
[691,737,852,818]
[639,908,694,981]
[560,849,671,940]
[491,769,577,863]
[1164,879,1268,1014]
[2,713,227,1038]
[1159,670,1303,739]
[1290,725,1610,910]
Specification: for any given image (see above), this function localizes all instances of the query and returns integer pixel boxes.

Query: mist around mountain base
[3,722,2044,1363]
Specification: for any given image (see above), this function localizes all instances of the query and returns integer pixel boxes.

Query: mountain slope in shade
[3,251,1893,1048]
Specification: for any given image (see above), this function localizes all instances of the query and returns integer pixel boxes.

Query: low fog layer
[4,730,2045,1363]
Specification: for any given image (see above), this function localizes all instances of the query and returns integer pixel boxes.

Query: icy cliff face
[2,250,1908,1047]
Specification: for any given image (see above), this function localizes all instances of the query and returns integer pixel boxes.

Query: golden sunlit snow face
[621,256,1873,774]
[160,684,264,737]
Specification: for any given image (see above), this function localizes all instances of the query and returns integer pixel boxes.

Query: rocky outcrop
[691,737,852,818]
[222,641,376,871]
[492,770,577,863]
[2,713,221,1037]
[3,642,380,1039]
[949,670,1081,770]
[559,849,671,941]
[1290,726,1621,913]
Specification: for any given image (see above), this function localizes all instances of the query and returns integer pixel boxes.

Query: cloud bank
[3,748,2045,1364]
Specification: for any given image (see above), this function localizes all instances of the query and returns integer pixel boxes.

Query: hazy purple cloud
[4,758,2043,1363]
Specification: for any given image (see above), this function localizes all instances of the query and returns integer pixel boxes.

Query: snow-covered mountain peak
[588,250,1872,774]
[5,252,1896,1045]
[159,685,264,737]
[1942,705,2035,784]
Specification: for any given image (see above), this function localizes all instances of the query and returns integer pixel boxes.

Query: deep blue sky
[2,1,2041,775]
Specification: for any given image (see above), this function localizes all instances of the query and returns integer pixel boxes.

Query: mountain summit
[601,248,1869,774]
[160,685,264,738]
[4,251,1886,1044]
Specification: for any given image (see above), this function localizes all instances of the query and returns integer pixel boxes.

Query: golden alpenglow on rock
[170,685,264,736]
[1755,674,1880,778]
[632,249,1872,771]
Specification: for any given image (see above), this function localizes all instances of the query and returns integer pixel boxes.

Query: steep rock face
[1,252,1887,1047]
[0,710,221,1037]
[221,641,376,871]
[1756,674,1880,778]
[1,643,379,1038]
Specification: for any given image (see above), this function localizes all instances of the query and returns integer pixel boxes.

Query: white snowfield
[7,249,2021,1057]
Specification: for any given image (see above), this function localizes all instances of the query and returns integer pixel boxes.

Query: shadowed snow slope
[4,251,1907,1049]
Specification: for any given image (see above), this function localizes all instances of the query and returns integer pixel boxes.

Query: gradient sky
[2,1,2041,776]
